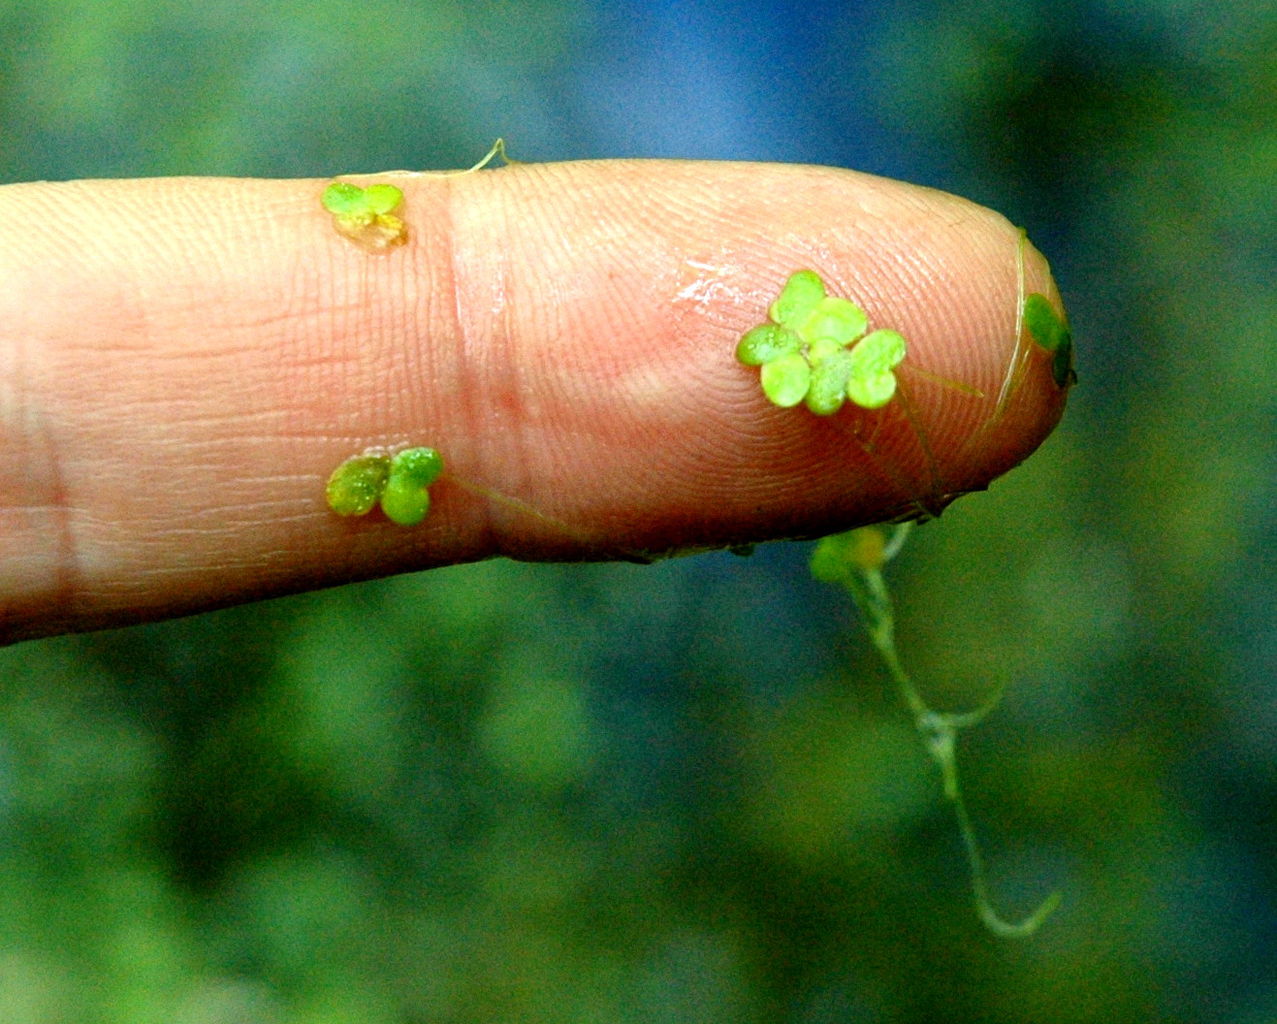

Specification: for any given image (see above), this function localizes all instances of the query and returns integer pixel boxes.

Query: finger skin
[0,161,1068,642]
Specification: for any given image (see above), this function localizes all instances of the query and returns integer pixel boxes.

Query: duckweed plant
[321,181,408,251]
[736,269,907,414]
[321,140,514,254]
[738,258,1070,937]
[326,447,443,526]
[809,522,1062,937]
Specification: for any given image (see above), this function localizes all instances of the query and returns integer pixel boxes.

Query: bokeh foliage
[1,1,1275,1022]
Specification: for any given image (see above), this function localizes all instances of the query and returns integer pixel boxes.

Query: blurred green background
[1,1,1274,1021]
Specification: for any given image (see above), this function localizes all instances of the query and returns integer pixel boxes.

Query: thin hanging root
[811,524,1062,938]
[902,363,984,399]
[853,226,1035,496]
[828,385,947,524]
[466,137,517,171]
[947,227,1040,472]
[448,137,518,176]
[377,139,519,180]
[888,382,945,517]
[323,446,652,559]
[830,416,927,524]
[991,228,1033,420]
[924,711,1063,938]
[441,472,650,563]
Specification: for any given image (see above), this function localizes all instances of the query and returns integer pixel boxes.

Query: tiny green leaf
[768,270,826,327]
[362,183,404,215]
[760,353,811,407]
[380,447,444,525]
[810,527,895,583]
[805,348,854,416]
[320,181,368,215]
[806,336,845,363]
[736,324,802,366]
[1023,293,1076,388]
[809,530,858,584]
[326,454,391,516]
[389,446,444,487]
[1023,294,1068,351]
[797,296,868,346]
[1050,347,1075,390]
[845,329,907,409]
[380,474,431,526]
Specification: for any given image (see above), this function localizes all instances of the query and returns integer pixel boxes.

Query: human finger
[0,159,1068,642]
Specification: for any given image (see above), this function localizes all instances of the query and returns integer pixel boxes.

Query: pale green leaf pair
[321,181,408,251]
[326,447,443,526]
[736,270,907,415]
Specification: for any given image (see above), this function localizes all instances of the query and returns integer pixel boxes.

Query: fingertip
[693,200,1073,537]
